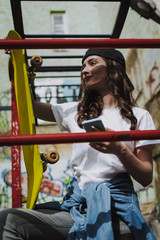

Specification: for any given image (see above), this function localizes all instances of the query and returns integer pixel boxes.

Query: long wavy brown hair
[76,58,138,130]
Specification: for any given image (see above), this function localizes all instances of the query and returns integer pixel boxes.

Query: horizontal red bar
[1,130,160,146]
[0,39,160,49]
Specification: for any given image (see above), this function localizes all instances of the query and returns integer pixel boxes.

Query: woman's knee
[0,208,73,240]
[0,208,24,239]
[0,208,18,226]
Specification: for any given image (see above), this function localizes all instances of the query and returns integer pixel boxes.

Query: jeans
[111,191,157,240]
[61,174,157,240]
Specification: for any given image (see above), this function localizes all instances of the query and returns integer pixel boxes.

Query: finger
[105,127,114,132]
[91,126,99,132]
[89,143,108,153]
[90,142,107,147]
[4,49,11,54]
[92,126,106,132]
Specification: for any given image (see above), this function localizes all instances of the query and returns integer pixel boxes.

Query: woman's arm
[89,128,153,187]
[31,90,56,122]
[115,144,153,187]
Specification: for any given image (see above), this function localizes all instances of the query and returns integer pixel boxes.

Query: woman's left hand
[4,37,11,55]
[89,127,123,155]
[89,127,154,187]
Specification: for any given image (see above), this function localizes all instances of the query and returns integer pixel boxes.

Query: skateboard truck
[27,55,43,84]
[41,150,60,172]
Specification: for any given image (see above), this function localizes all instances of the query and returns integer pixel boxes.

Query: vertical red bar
[10,60,22,208]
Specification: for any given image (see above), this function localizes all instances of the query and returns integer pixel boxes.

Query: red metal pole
[11,79,22,208]
[0,130,160,146]
[0,39,160,49]
[10,60,22,208]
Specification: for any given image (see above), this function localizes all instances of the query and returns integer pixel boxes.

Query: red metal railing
[0,39,160,49]
[1,130,160,146]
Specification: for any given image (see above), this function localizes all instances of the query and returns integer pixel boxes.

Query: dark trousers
[0,208,133,240]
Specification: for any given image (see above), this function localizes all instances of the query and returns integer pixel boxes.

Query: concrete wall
[1,1,160,109]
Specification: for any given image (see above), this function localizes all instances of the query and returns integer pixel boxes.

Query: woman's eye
[90,61,97,65]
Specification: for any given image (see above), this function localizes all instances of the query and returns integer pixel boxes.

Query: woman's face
[81,55,108,92]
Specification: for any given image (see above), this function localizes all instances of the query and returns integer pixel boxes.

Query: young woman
[0,49,159,240]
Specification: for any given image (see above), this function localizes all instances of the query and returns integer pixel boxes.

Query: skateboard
[7,30,43,209]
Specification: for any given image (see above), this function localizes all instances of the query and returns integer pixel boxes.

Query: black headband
[82,49,126,70]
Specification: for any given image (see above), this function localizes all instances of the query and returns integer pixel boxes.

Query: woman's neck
[102,94,118,109]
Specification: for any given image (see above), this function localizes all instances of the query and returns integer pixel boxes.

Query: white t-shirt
[52,102,160,189]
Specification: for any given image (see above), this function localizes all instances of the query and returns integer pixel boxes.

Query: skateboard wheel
[46,150,59,164]
[22,197,27,203]
[30,55,43,68]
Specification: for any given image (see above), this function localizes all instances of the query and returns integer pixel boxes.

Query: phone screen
[82,119,105,132]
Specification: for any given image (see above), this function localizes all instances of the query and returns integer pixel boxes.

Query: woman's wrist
[115,142,129,157]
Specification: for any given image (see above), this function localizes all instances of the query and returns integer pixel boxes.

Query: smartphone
[82,118,106,132]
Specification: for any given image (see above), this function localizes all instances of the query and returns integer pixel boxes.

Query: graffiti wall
[0,146,12,208]
[126,49,160,108]
[0,89,12,208]
[0,153,73,208]
[0,124,73,209]
[0,90,11,134]
[0,156,72,208]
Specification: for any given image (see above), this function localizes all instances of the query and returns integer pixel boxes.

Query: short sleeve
[51,102,78,132]
[135,110,160,149]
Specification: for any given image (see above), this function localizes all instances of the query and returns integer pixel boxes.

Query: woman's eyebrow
[81,57,98,69]
[88,57,97,62]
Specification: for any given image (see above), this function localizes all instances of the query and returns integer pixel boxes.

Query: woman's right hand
[4,36,11,54]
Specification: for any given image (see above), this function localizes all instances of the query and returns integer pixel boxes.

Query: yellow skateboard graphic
[7,30,43,209]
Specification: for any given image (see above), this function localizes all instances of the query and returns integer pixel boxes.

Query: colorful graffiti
[147,61,160,97]
[0,89,11,134]
[0,184,11,209]
[0,146,11,161]
[0,159,71,208]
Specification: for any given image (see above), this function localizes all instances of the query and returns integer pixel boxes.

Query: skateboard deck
[7,30,43,209]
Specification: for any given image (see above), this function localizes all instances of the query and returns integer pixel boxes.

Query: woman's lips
[84,75,92,82]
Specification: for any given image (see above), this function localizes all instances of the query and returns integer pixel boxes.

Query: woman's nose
[81,70,87,80]
[81,65,89,76]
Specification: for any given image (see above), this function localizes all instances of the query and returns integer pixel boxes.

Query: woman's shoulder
[132,106,151,119]
[132,106,148,114]
[52,101,78,117]
[54,101,78,109]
